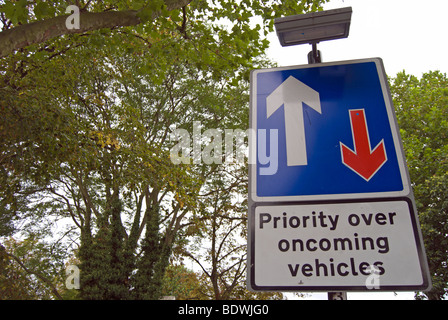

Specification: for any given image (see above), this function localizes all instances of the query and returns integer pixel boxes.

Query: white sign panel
[249,199,430,291]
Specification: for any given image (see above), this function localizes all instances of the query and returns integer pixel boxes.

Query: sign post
[247,58,431,294]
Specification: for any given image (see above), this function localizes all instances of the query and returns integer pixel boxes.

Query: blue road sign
[247,58,431,293]
[249,58,410,202]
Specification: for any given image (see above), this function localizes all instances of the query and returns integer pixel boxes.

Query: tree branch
[0,0,192,58]
[184,250,211,278]
[5,249,64,300]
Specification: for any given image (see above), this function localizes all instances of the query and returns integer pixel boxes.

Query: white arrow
[266,76,321,166]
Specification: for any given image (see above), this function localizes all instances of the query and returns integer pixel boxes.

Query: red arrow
[340,109,387,181]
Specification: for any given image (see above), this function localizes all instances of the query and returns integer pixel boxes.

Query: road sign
[250,198,429,291]
[247,58,431,292]
[250,58,410,202]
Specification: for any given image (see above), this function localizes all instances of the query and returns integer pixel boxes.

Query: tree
[0,237,68,299]
[161,264,205,299]
[182,161,284,300]
[0,0,191,57]
[0,31,265,299]
[0,0,327,58]
[183,164,249,300]
[1,0,329,299]
[390,71,448,300]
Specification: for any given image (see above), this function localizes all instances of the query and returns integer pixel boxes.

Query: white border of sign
[249,58,411,202]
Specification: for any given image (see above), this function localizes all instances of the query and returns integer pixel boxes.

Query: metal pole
[307,48,347,301]
[307,45,347,300]
[328,292,347,300]
[307,43,322,64]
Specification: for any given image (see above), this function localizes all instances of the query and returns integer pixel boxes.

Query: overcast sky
[266,0,448,78]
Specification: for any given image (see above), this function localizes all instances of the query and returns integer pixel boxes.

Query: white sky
[266,0,448,78]
[264,0,445,300]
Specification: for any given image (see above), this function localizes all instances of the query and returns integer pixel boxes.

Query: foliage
[182,163,248,300]
[161,264,205,299]
[0,236,68,299]
[0,30,255,299]
[0,0,328,57]
[180,160,284,300]
[390,71,448,300]
[0,0,329,299]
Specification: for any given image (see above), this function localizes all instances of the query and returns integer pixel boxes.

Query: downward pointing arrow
[340,109,387,181]
[266,76,321,166]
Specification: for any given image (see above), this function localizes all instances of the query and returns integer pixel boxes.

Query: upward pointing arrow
[340,109,387,181]
[266,76,321,166]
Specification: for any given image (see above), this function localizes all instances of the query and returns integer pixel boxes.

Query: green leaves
[1,0,29,25]
[33,1,56,20]
[391,70,448,299]
[1,0,332,300]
